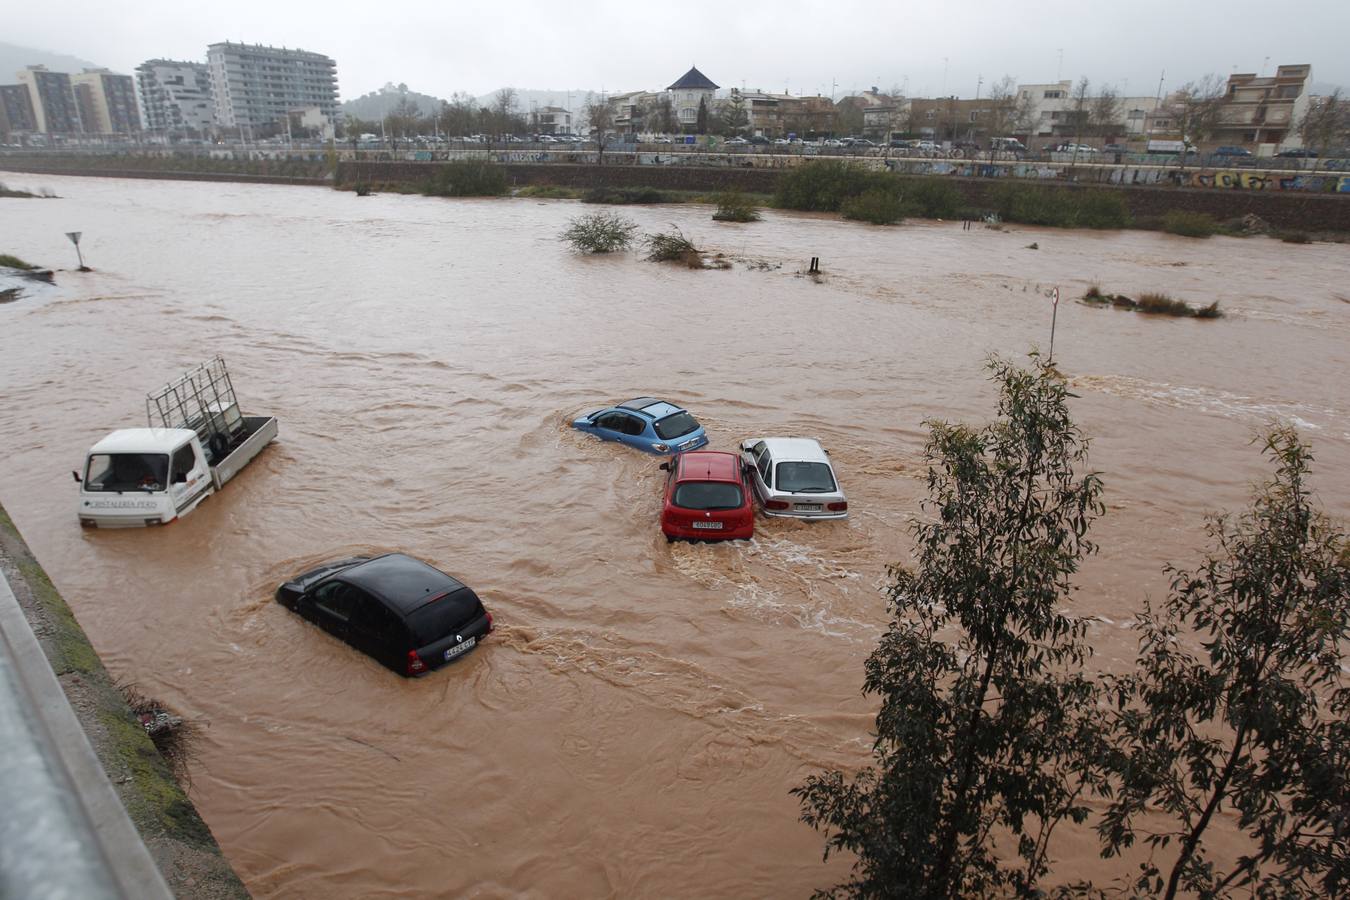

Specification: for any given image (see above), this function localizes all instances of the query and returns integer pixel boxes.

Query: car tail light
[827,501,848,512]
[405,650,427,676]
[486,610,494,631]
[765,500,790,510]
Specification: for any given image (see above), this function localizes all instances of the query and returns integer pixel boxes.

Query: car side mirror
[71,470,82,484]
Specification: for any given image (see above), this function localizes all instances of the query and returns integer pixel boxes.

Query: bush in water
[561,211,639,253]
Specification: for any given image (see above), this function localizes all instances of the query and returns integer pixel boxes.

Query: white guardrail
[0,572,172,900]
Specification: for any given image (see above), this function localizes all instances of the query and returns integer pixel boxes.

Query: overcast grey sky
[11,0,1346,101]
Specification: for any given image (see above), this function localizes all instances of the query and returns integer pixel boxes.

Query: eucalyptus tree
[1101,427,1350,899]
[794,356,1110,899]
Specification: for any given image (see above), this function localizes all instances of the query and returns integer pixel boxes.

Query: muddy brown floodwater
[1,174,1348,897]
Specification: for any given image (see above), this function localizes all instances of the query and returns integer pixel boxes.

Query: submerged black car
[276,553,493,676]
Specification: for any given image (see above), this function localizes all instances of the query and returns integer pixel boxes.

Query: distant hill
[342,84,446,120]
[0,42,104,78]
[342,84,597,122]
[473,88,595,116]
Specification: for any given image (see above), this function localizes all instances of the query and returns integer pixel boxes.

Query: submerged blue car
[571,397,709,455]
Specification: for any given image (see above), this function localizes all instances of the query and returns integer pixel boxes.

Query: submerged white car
[739,438,848,519]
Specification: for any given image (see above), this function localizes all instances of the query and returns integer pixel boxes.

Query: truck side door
[168,441,210,511]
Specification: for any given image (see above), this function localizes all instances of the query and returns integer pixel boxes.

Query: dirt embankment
[0,503,250,899]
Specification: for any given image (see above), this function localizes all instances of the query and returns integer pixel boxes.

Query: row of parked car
[570,397,849,541]
[272,396,847,678]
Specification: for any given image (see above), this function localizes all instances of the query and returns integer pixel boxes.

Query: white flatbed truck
[75,357,278,527]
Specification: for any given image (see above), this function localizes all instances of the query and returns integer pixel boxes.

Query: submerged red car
[659,451,754,541]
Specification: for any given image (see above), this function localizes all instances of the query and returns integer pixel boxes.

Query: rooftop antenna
[942,57,949,95]
[1056,49,1063,82]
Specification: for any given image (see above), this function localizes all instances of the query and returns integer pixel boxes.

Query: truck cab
[75,357,277,528]
[77,429,212,527]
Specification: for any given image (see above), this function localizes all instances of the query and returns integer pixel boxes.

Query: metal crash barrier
[0,573,172,900]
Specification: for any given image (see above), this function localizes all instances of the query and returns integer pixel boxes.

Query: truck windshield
[84,454,169,492]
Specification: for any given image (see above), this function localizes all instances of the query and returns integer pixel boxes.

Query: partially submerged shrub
[1136,292,1226,317]
[644,228,705,267]
[712,190,761,222]
[353,184,372,197]
[1279,230,1312,244]
[989,184,1130,229]
[841,188,907,225]
[0,253,36,270]
[774,160,874,211]
[1136,292,1194,315]
[1162,209,1220,238]
[516,185,582,199]
[1083,286,1223,319]
[561,211,638,253]
[1075,190,1132,229]
[0,182,55,198]
[582,186,671,204]
[421,160,507,197]
[899,177,963,219]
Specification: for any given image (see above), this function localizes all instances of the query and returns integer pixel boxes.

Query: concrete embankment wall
[337,160,1350,232]
[4,154,1347,231]
[0,502,250,898]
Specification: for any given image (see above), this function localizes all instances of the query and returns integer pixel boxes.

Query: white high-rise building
[136,60,215,135]
[206,41,339,131]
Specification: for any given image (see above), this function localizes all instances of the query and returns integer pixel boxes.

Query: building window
[1044,90,1064,99]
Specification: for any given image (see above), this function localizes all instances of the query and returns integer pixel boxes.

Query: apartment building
[724,89,791,135]
[608,90,661,132]
[1014,80,1157,139]
[537,106,572,134]
[0,83,38,136]
[1213,64,1312,147]
[71,69,141,134]
[14,66,82,134]
[207,42,339,130]
[136,59,215,135]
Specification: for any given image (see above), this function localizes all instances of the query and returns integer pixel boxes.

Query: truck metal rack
[145,356,245,463]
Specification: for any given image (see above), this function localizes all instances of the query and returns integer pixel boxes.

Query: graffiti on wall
[356,147,1350,195]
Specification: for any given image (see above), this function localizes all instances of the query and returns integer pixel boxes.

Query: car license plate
[795,504,823,512]
[692,521,723,530]
[443,637,476,661]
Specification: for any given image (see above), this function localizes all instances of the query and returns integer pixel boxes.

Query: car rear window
[654,412,698,440]
[404,587,485,647]
[673,482,743,510]
[775,461,837,493]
